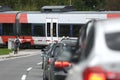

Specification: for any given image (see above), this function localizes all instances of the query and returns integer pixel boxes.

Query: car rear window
[61,39,77,46]
[106,32,120,50]
[57,46,73,61]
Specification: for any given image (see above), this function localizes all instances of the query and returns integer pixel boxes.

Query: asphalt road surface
[0,49,43,80]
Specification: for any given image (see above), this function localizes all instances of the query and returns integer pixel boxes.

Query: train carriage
[0,6,120,48]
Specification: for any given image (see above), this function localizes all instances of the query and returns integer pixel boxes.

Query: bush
[0,48,13,55]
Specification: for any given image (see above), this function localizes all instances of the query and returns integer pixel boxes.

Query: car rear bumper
[54,71,67,80]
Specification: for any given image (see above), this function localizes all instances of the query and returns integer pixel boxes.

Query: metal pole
[70,0,71,6]
[15,12,21,36]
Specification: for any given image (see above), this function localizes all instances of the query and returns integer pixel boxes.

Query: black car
[43,43,75,80]
[70,20,95,63]
[41,43,56,69]
[43,43,62,80]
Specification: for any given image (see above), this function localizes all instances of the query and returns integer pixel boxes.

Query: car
[43,42,76,80]
[49,43,75,80]
[66,18,120,80]
[43,43,62,80]
[70,20,95,63]
[41,43,56,69]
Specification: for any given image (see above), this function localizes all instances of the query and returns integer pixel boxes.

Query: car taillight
[83,66,106,80]
[54,61,71,68]
[47,59,52,64]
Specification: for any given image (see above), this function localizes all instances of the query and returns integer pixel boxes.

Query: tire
[42,63,43,69]
[43,70,48,80]
[43,76,48,80]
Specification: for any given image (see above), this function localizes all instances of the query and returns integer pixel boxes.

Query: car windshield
[106,32,120,51]
[57,45,73,61]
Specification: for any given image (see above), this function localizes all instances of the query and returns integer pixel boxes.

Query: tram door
[46,19,58,43]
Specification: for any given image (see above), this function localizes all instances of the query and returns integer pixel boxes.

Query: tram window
[33,24,45,36]
[53,23,56,37]
[58,24,70,37]
[0,24,2,35]
[72,24,84,37]
[47,23,50,36]
[21,23,32,35]
[2,23,14,35]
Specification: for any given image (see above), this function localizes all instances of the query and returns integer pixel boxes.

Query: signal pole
[69,0,72,6]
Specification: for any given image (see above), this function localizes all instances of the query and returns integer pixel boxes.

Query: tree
[105,0,120,11]
[0,0,120,11]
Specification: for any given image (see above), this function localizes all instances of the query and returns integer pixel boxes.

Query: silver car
[66,18,120,80]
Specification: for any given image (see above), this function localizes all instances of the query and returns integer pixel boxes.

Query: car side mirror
[50,51,55,57]
[41,48,47,52]
[51,53,54,57]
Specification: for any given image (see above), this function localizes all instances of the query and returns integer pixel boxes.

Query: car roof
[60,38,77,46]
[90,18,120,53]
[96,18,120,33]
[82,18,120,64]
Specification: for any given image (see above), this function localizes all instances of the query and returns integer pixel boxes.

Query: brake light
[63,61,71,67]
[83,66,106,80]
[54,61,71,68]
[47,59,52,64]
[107,71,120,79]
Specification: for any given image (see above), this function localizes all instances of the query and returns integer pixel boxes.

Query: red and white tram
[0,6,120,48]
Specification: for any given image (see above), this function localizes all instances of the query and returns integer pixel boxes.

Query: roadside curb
[0,49,41,60]
[0,51,29,60]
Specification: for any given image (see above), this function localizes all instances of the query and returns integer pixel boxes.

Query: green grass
[0,48,13,55]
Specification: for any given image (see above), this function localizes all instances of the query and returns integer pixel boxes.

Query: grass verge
[0,48,13,55]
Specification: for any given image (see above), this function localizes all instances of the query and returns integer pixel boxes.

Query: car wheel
[43,76,48,80]
[42,63,43,69]
[43,71,48,80]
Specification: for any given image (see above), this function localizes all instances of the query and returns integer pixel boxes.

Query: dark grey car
[43,43,61,80]
[41,43,56,69]
[43,42,76,80]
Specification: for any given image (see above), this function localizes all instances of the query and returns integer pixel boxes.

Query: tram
[0,6,120,48]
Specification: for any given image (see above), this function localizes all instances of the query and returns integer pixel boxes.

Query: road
[0,49,43,80]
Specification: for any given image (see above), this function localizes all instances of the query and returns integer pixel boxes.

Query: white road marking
[21,67,32,80]
[27,67,32,72]
[37,62,42,65]
[21,74,27,80]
